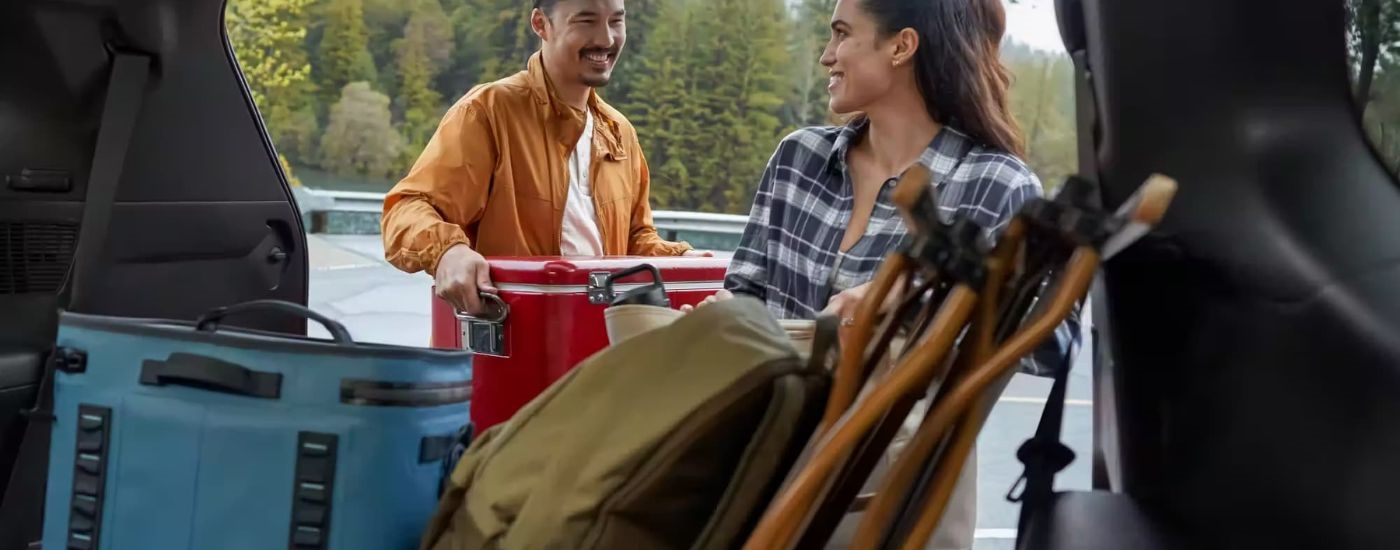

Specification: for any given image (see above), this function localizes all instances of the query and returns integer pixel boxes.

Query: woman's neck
[858,99,942,177]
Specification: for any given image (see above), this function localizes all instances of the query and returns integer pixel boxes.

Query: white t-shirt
[560,109,606,257]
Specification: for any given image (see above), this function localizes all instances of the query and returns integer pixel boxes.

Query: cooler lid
[486,256,730,293]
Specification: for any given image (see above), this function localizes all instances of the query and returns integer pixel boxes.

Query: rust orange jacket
[381,52,692,275]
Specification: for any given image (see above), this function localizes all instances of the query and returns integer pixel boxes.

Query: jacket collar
[526,51,627,158]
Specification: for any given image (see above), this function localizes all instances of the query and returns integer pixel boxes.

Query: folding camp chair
[740,167,993,550]
[742,172,1178,550]
[851,174,1177,549]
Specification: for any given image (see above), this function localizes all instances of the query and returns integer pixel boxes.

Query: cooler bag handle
[195,299,354,345]
[140,353,282,399]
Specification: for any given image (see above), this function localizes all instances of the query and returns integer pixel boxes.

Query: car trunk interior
[3,0,1400,548]
[1,0,309,544]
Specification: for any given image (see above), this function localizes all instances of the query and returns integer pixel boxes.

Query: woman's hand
[679,289,733,313]
[821,282,872,328]
[821,278,903,328]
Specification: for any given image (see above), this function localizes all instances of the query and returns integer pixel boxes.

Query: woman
[724,0,1039,320]
[694,0,1080,548]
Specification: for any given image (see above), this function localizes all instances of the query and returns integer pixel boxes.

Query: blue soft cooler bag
[40,300,473,550]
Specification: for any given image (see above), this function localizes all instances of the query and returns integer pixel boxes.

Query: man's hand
[682,249,715,257]
[435,244,497,315]
[679,289,733,313]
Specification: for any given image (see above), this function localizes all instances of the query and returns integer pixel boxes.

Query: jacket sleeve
[381,103,496,274]
[625,147,694,256]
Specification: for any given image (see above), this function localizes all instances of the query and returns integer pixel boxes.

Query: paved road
[305,235,1094,549]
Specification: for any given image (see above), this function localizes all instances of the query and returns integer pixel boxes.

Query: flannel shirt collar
[824,117,978,188]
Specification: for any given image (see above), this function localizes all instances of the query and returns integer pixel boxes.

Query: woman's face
[821,0,905,115]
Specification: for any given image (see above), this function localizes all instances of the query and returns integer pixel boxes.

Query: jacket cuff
[426,235,473,276]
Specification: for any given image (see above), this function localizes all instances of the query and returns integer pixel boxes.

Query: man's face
[532,0,627,89]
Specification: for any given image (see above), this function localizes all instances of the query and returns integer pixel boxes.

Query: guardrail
[295,188,384,213]
[293,187,750,239]
[293,188,384,234]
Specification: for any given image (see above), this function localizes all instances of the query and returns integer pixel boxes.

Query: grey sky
[1005,0,1068,52]
[786,0,1068,53]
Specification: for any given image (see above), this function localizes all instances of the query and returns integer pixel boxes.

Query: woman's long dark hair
[861,0,1026,158]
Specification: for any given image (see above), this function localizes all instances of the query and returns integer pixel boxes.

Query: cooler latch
[588,265,671,307]
[457,293,509,358]
[587,271,613,305]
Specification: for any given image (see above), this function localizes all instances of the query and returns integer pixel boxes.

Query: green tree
[400,0,455,76]
[276,107,323,168]
[316,0,379,108]
[225,0,316,183]
[601,0,665,107]
[621,0,790,213]
[230,0,1086,205]
[687,0,792,213]
[1348,0,1400,106]
[450,0,538,87]
[396,31,441,149]
[438,6,482,97]
[1358,43,1400,174]
[1347,0,1400,177]
[363,0,413,92]
[783,0,836,130]
[1003,42,1076,191]
[623,0,703,209]
[320,82,405,178]
[395,1,453,163]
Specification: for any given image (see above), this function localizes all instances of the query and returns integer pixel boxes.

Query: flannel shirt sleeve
[984,167,1084,378]
[724,142,785,301]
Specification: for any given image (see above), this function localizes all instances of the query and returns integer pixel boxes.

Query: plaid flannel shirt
[724,120,1080,377]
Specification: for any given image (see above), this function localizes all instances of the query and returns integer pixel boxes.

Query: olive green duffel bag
[420,296,835,550]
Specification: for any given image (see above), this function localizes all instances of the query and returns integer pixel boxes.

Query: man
[381,0,705,315]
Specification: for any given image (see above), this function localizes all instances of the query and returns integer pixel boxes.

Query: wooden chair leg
[739,287,979,550]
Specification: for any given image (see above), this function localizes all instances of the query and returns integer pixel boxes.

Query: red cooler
[431,256,730,431]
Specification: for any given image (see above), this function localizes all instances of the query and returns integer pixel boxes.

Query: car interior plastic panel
[0,0,310,541]
[1026,0,1400,549]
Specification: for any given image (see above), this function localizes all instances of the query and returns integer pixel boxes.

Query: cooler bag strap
[0,351,62,549]
[0,50,153,546]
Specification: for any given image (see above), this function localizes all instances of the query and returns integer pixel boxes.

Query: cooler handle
[195,300,354,345]
[603,264,665,295]
[139,353,282,399]
[456,292,509,323]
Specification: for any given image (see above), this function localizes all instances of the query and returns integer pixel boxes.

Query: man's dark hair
[533,0,559,14]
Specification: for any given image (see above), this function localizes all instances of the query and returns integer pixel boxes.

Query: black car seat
[1019,0,1400,548]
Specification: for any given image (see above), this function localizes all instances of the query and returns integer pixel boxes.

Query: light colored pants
[788,328,978,550]
[823,396,978,550]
